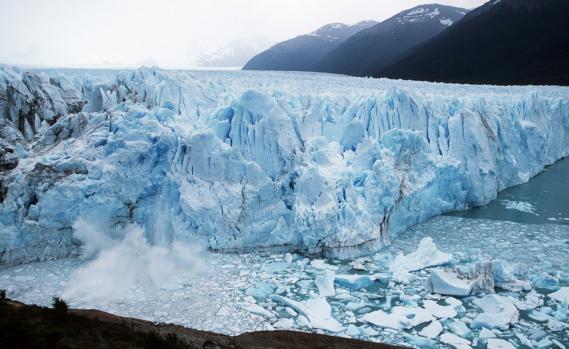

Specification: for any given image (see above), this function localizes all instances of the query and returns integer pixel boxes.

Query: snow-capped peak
[400,5,441,23]
[308,21,376,42]
[392,4,465,26]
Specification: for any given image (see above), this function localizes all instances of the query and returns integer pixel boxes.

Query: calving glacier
[1,65,568,264]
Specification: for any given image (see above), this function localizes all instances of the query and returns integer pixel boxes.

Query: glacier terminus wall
[1,65,568,265]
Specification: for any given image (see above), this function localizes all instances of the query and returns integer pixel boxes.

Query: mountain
[316,4,468,77]
[242,21,377,71]
[195,39,271,68]
[379,0,569,85]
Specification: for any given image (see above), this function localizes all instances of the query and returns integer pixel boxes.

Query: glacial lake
[447,157,569,225]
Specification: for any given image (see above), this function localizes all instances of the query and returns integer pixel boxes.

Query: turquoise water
[448,157,569,225]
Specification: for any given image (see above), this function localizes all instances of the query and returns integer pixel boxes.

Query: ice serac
[1,65,569,264]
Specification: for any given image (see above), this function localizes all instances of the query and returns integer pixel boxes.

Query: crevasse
[1,65,568,265]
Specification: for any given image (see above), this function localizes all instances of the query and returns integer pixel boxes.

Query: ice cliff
[1,65,568,264]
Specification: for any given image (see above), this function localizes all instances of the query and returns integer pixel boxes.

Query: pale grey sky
[0,0,487,69]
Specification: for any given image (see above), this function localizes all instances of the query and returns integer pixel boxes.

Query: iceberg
[427,269,473,297]
[1,65,569,265]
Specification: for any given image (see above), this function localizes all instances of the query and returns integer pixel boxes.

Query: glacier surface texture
[1,65,568,264]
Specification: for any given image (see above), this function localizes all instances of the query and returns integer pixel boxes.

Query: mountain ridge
[378,0,569,85]
[314,4,468,77]
[242,21,377,72]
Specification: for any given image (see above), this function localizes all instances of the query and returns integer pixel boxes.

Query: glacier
[1,64,568,265]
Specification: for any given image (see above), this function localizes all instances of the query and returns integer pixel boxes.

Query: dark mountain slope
[379,0,569,85]
[242,21,377,71]
[317,4,467,77]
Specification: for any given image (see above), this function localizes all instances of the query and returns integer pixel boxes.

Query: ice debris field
[2,217,569,348]
[1,65,569,348]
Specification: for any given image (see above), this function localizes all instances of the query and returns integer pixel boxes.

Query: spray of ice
[63,217,205,306]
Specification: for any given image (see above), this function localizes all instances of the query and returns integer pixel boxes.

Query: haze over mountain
[195,39,271,68]
[242,21,377,71]
[316,4,468,76]
[379,0,569,85]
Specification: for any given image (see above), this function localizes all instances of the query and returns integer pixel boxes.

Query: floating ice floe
[486,338,517,349]
[500,200,538,215]
[360,306,433,330]
[390,237,453,283]
[507,291,542,310]
[445,318,472,338]
[246,281,275,300]
[422,299,462,318]
[440,332,471,349]
[271,295,342,332]
[419,320,443,338]
[310,259,339,271]
[334,274,379,290]
[478,328,496,339]
[549,287,569,303]
[471,295,519,330]
[242,303,275,319]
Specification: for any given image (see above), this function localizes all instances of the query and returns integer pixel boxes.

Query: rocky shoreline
[0,298,406,349]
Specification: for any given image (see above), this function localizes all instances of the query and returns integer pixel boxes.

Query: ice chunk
[507,291,542,310]
[469,261,495,294]
[245,281,275,300]
[423,299,460,318]
[310,259,339,271]
[471,295,519,330]
[273,318,294,330]
[428,269,472,297]
[500,200,538,215]
[419,320,443,338]
[445,319,472,338]
[532,273,560,291]
[345,324,360,337]
[271,295,342,332]
[404,334,439,348]
[487,338,516,349]
[334,274,378,290]
[242,303,275,319]
[440,333,471,349]
[549,287,569,303]
[360,306,433,330]
[314,271,336,297]
[492,260,531,291]
[478,328,496,339]
[390,237,453,283]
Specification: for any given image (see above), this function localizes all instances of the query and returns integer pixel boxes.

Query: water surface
[448,157,569,224]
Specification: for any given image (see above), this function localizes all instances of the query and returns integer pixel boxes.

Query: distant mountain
[242,21,377,71]
[196,39,271,68]
[379,0,569,85]
[316,4,468,77]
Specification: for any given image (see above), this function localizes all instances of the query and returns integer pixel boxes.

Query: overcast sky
[0,0,487,69]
